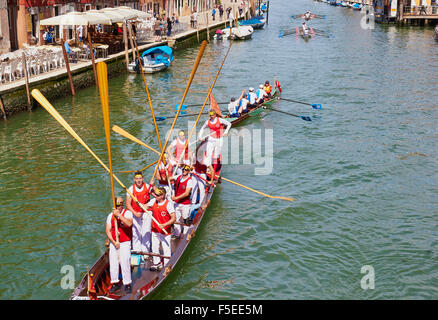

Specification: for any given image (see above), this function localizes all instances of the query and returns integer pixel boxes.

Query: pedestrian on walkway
[219,5,224,20]
[212,7,216,21]
[190,12,195,28]
[154,18,162,42]
[167,17,172,37]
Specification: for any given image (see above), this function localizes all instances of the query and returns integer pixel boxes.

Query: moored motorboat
[213,25,254,40]
[128,45,173,74]
[239,16,266,29]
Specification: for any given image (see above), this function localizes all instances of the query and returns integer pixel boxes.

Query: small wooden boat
[225,86,281,126]
[70,140,220,300]
[128,45,173,74]
[213,25,254,40]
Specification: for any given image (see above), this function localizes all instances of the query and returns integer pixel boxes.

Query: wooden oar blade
[220,176,296,202]
[112,125,161,155]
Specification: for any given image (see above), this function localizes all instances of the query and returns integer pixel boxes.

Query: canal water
[1,0,438,299]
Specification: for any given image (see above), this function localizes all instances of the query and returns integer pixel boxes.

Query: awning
[40,11,112,26]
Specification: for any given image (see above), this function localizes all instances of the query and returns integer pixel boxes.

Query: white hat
[259,84,263,89]
[249,87,254,92]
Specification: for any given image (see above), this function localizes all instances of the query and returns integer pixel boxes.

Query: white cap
[259,84,263,89]
[249,87,254,92]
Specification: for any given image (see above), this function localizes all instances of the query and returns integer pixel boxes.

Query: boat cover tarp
[240,18,262,26]
[142,45,174,66]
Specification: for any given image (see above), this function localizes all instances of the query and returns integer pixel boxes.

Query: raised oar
[113,126,214,157]
[30,89,169,235]
[151,40,207,183]
[96,61,118,244]
[192,171,295,202]
[263,106,312,121]
[174,102,228,108]
[132,33,163,153]
[112,125,161,156]
[118,159,158,174]
[280,97,322,110]
[155,111,211,122]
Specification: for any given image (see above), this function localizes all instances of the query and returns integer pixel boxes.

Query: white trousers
[151,232,171,266]
[191,172,206,205]
[206,136,222,161]
[109,241,132,285]
[132,213,151,253]
[174,203,191,236]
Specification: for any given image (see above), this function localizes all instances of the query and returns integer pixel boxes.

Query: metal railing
[403,6,438,15]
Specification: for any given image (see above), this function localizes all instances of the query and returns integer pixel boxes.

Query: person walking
[212,7,216,21]
[219,5,224,20]
[167,17,172,37]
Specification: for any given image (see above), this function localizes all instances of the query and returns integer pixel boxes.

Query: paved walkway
[0,0,254,95]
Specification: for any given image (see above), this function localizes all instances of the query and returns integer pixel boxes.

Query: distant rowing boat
[225,86,281,126]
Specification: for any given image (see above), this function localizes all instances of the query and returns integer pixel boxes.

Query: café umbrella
[39,11,112,26]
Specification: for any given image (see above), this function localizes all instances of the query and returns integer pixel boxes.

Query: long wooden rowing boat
[70,140,219,300]
[225,86,281,126]
[71,81,281,300]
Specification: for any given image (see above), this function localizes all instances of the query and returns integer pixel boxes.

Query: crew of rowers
[106,110,232,294]
[227,81,272,118]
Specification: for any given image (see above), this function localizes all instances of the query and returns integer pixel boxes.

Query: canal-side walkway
[0,2,252,119]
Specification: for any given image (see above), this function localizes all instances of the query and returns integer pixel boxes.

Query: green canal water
[1,0,438,299]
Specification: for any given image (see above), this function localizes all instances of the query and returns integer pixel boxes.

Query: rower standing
[106,197,133,294]
[199,110,231,168]
[167,130,192,174]
[126,171,153,253]
[147,187,176,271]
[153,155,174,198]
[171,164,194,237]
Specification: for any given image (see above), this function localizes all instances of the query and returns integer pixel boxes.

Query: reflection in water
[1,0,438,300]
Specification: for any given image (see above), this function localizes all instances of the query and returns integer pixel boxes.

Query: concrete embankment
[0,19,228,119]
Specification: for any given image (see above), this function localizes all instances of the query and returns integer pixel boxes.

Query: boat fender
[134,57,143,74]
[275,80,282,93]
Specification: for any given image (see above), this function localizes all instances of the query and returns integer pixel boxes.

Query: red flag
[209,93,222,118]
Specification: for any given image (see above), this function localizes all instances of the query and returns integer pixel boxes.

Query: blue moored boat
[239,16,266,29]
[128,45,174,74]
